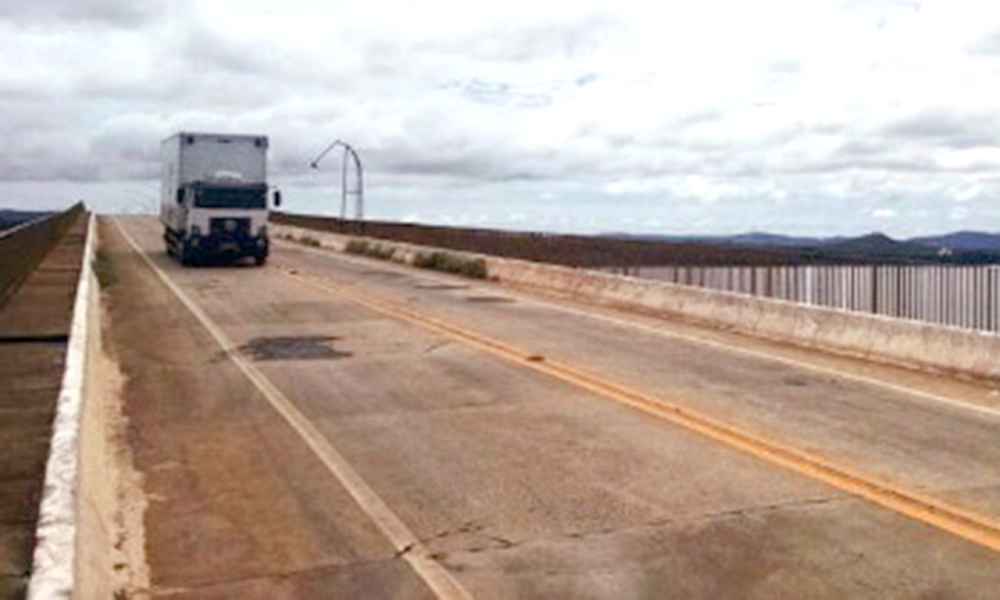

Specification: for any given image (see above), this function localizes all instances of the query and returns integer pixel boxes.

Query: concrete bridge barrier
[274,223,1000,383]
[0,203,85,310]
[26,212,121,600]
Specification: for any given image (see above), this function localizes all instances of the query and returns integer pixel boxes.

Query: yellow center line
[277,233,1000,422]
[281,265,1000,555]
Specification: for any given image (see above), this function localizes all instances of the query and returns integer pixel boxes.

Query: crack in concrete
[440,493,852,560]
[423,341,452,355]
[419,521,520,558]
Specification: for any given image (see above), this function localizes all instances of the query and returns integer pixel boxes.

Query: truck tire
[254,249,268,266]
[180,241,198,266]
[164,230,176,257]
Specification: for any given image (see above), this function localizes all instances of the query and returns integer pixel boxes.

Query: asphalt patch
[239,335,352,361]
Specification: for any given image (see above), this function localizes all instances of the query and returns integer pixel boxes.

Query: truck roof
[164,132,269,144]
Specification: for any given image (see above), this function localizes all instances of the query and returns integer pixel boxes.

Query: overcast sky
[3,0,1000,236]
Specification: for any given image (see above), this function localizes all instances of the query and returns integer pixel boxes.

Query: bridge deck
[103,215,1000,599]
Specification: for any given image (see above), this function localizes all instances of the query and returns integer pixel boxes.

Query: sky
[3,0,1000,236]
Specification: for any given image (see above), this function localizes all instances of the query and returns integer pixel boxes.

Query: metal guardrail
[0,202,85,310]
[620,264,1000,334]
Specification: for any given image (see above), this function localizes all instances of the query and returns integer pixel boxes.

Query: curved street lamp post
[309,140,364,220]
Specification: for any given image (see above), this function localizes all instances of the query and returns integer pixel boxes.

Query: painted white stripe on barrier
[27,212,96,600]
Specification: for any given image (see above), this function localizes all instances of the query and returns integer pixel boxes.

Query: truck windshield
[195,189,266,209]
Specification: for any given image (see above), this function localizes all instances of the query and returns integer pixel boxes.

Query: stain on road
[239,335,353,361]
[414,283,469,291]
[465,295,515,304]
[359,270,407,279]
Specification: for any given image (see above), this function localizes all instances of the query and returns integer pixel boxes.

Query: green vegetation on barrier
[413,251,488,279]
[345,239,395,260]
[298,234,321,247]
[281,226,488,280]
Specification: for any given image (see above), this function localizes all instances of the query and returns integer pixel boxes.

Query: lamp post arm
[309,140,345,169]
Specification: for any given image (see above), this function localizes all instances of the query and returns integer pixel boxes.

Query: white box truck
[160,132,281,265]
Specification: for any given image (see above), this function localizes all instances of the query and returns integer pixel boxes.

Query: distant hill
[0,209,48,233]
[603,232,836,246]
[608,230,1000,253]
[601,230,1000,264]
[725,232,841,247]
[909,231,1000,252]
[817,233,944,262]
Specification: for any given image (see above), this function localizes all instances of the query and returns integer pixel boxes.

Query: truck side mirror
[176,189,183,204]
[273,190,281,207]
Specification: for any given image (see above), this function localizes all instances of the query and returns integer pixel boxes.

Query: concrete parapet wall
[28,213,118,599]
[489,257,1000,380]
[74,217,116,600]
[274,223,1000,382]
[0,203,85,310]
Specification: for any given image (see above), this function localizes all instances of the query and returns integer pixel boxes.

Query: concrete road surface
[101,216,1000,599]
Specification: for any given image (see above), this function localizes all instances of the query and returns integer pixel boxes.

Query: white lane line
[114,219,473,600]
[277,236,1000,421]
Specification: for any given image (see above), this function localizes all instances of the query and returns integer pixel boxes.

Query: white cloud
[2,0,1000,236]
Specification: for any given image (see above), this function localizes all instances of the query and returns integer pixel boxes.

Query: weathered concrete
[72,216,122,600]
[101,217,436,599]
[26,212,126,600]
[272,223,1000,383]
[109,216,1000,598]
[0,211,86,600]
[0,204,84,312]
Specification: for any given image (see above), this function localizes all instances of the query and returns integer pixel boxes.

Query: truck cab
[161,133,280,266]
